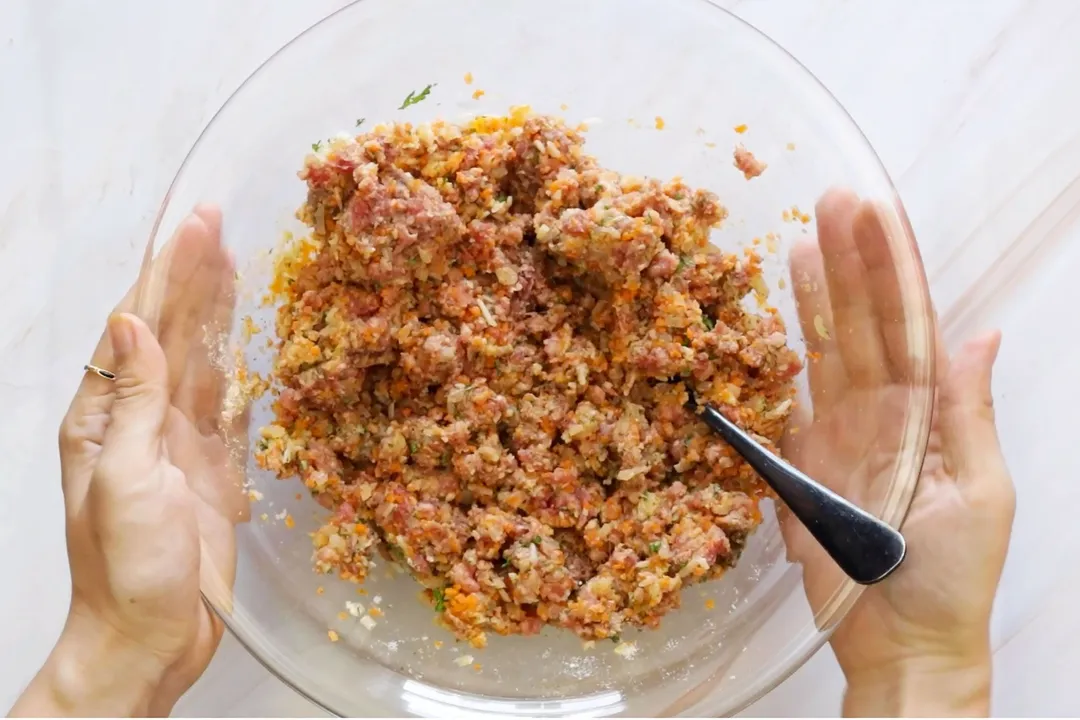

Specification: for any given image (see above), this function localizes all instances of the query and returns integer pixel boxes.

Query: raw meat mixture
[256,107,801,648]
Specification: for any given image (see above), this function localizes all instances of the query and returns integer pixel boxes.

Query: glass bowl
[134,0,935,716]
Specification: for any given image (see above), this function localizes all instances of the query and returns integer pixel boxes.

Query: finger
[852,202,911,380]
[96,313,171,489]
[153,208,230,396]
[789,239,845,411]
[816,188,889,389]
[170,223,236,423]
[59,290,140,461]
[938,330,1008,486]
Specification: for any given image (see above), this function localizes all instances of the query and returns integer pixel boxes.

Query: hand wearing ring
[10,206,249,717]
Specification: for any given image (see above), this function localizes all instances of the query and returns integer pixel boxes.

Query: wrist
[843,650,992,718]
[36,608,167,717]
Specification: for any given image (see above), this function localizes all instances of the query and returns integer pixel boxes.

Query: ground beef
[256,108,801,648]
[733,144,767,180]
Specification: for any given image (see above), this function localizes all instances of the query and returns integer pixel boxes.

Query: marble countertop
[2,0,1079,715]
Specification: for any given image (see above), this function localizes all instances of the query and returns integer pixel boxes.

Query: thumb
[938,330,1006,484]
[100,313,170,459]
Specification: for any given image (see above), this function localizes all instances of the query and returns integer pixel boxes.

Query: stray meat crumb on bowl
[255,107,802,649]
[733,144,767,179]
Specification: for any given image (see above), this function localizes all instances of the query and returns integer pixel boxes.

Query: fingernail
[108,314,136,361]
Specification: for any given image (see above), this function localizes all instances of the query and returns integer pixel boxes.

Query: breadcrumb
[813,315,830,340]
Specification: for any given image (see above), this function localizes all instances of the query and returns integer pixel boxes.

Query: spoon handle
[697,404,906,585]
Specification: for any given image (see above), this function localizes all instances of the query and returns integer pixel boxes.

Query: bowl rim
[142,0,934,715]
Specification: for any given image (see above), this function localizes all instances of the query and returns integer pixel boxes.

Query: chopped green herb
[495,193,508,203]
[440,450,451,468]
[594,184,603,193]
[531,535,542,545]
[400,83,436,110]
[674,192,685,200]
[702,315,715,330]
[433,587,446,612]
[355,117,366,127]
[611,634,621,644]
[408,440,420,454]
[649,541,661,554]
[501,555,511,568]
[676,255,691,273]
[255,438,269,452]
[311,141,322,152]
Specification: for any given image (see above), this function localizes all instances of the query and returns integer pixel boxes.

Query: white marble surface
[2,0,1080,716]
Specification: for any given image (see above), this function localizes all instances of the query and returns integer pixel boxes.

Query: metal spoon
[691,398,906,585]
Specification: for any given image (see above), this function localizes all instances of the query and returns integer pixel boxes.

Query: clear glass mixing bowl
[131,0,935,715]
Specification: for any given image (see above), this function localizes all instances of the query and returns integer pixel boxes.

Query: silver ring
[84,364,117,381]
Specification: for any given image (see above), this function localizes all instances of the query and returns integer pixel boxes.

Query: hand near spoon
[780,189,1014,717]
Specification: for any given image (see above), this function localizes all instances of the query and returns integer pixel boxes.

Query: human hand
[11,206,248,717]
[781,189,1015,717]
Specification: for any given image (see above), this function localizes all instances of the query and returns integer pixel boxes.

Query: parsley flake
[355,117,366,127]
[311,141,322,152]
[702,315,716,330]
[400,83,436,110]
[649,541,661,554]
[433,587,446,612]
[531,536,542,545]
